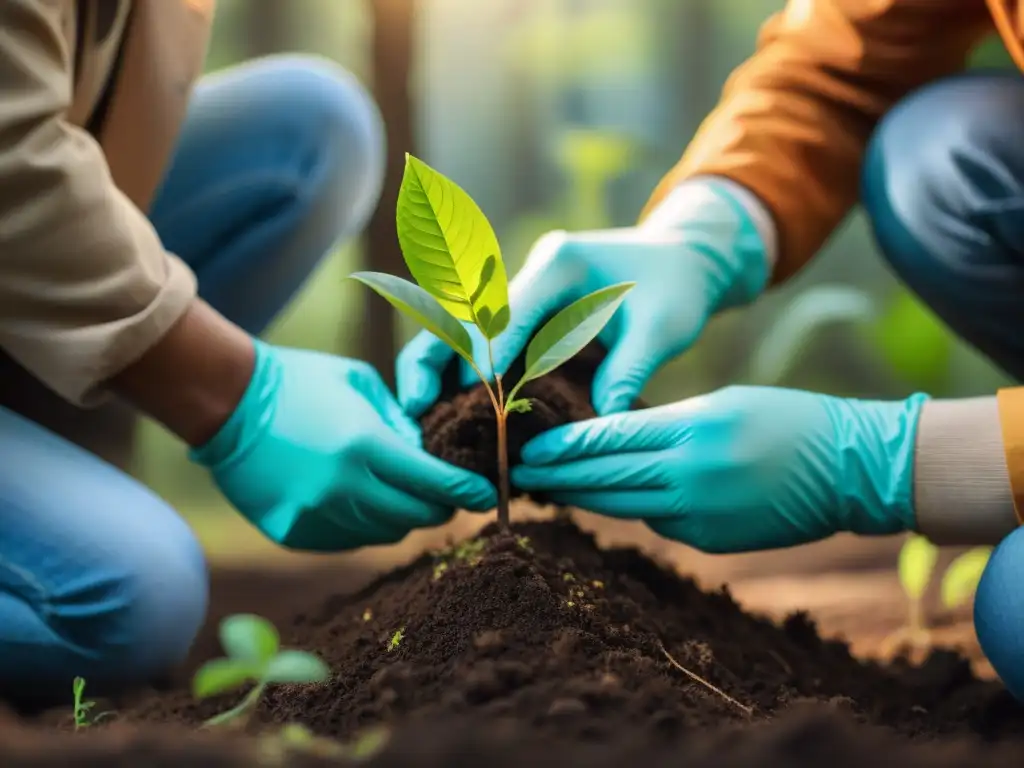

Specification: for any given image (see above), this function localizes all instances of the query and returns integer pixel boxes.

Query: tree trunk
[362,0,417,389]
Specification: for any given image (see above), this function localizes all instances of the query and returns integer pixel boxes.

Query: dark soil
[2,344,1023,766]
[420,340,609,498]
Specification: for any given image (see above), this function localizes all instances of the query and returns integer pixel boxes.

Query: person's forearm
[913,397,1019,545]
[106,299,255,448]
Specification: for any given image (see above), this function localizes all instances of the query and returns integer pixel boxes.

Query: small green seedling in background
[881,534,939,654]
[387,629,405,652]
[350,154,635,529]
[882,536,993,656]
[192,614,330,729]
[257,723,390,763]
[940,547,992,610]
[71,677,114,730]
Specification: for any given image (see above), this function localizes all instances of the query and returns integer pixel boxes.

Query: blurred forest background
[138,0,1017,556]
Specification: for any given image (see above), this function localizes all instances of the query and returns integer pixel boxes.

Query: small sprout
[514,534,533,552]
[451,537,486,565]
[193,614,330,729]
[562,573,575,582]
[565,601,575,608]
[362,608,373,622]
[432,561,449,580]
[350,154,634,530]
[940,547,992,610]
[258,723,350,761]
[881,534,939,656]
[387,629,405,652]
[71,677,114,730]
[592,580,604,589]
[345,726,391,760]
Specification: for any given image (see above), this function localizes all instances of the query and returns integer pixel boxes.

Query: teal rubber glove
[191,340,497,551]
[511,386,929,553]
[396,179,770,417]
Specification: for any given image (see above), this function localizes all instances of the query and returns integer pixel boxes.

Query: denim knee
[862,72,1024,281]
[255,54,386,239]
[861,72,1024,377]
[0,411,209,693]
[974,527,1024,701]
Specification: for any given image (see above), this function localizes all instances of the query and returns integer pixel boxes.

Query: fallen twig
[658,641,755,717]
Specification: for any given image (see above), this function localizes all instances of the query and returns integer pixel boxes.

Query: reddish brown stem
[496,410,511,529]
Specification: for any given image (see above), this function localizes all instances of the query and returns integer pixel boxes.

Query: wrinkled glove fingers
[368,440,497,511]
[511,452,665,493]
[521,407,686,465]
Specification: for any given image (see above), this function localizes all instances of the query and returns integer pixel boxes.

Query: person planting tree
[0,0,497,704]
[398,0,1024,703]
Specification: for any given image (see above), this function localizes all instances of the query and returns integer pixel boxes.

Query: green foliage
[193,614,329,729]
[349,271,474,363]
[71,677,114,731]
[508,282,634,401]
[387,628,405,652]
[898,534,939,600]
[940,547,992,610]
[350,153,634,528]
[870,290,952,390]
[395,154,510,338]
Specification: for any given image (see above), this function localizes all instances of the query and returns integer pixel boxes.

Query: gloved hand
[397,179,770,418]
[190,339,497,551]
[511,386,929,553]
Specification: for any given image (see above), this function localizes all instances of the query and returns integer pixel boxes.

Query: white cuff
[642,176,778,275]
[913,397,1018,545]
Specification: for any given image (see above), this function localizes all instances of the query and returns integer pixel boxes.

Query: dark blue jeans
[0,55,384,699]
[863,71,1024,700]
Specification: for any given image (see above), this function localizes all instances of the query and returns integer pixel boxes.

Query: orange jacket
[641,0,1024,524]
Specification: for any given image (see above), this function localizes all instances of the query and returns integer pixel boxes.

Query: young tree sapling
[350,154,634,528]
[192,614,330,729]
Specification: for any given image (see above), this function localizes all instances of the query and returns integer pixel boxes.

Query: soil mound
[128,519,1022,749]
[3,343,1023,765]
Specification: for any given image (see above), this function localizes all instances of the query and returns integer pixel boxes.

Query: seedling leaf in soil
[940,547,992,610]
[71,677,114,730]
[351,153,635,529]
[192,614,330,729]
[881,534,939,656]
[387,628,405,652]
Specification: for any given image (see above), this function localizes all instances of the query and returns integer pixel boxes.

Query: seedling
[387,628,405,652]
[192,613,330,729]
[882,536,993,656]
[350,154,635,528]
[940,547,991,610]
[882,533,939,653]
[71,677,114,730]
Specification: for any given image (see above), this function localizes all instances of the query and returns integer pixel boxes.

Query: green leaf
[510,283,634,398]
[940,547,992,609]
[396,154,509,339]
[219,614,279,663]
[263,651,331,685]
[898,534,939,600]
[192,658,261,698]
[349,272,475,364]
[506,398,533,414]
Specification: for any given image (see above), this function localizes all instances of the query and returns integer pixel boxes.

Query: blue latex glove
[511,386,929,553]
[397,179,769,417]
[191,340,497,551]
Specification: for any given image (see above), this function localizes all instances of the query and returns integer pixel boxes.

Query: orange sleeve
[997,388,1024,525]
[640,0,993,283]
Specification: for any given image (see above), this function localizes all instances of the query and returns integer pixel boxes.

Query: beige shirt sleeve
[0,0,197,406]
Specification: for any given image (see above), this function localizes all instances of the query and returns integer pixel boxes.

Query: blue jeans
[0,55,384,701]
[862,71,1024,699]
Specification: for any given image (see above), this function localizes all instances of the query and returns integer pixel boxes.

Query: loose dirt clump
[3,342,1024,766]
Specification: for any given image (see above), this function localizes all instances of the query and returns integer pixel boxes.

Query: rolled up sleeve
[0,0,196,406]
